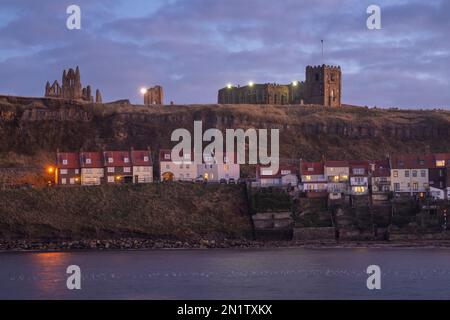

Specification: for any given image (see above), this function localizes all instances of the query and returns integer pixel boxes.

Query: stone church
[45,66,102,103]
[218,65,341,107]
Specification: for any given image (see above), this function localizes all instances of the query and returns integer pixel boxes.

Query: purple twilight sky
[0,0,449,108]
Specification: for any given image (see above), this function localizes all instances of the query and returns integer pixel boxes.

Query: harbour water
[1,248,450,300]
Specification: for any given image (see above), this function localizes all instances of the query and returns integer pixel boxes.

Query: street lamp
[292,81,298,86]
[140,87,148,95]
[248,81,254,87]
[227,83,233,89]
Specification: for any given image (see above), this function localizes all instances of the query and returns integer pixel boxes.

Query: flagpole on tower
[321,39,324,62]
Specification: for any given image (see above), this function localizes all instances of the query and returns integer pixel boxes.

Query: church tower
[305,65,341,107]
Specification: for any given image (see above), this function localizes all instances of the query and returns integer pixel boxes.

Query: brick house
[324,160,349,193]
[159,149,196,182]
[197,152,240,182]
[390,154,432,196]
[103,151,133,184]
[80,151,104,185]
[369,159,391,200]
[256,164,299,187]
[349,160,370,195]
[300,161,327,193]
[131,149,153,183]
[429,153,450,190]
[56,151,80,185]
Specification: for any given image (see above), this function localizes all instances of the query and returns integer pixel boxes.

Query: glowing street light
[292,81,298,86]
[140,87,148,95]
[248,81,254,87]
[227,83,233,89]
[47,167,54,174]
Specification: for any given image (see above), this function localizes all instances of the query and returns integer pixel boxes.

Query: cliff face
[1,95,450,167]
[0,183,251,241]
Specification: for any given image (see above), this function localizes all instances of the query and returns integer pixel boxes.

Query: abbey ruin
[218,65,341,107]
[45,66,102,103]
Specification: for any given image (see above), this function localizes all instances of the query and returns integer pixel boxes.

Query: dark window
[315,73,320,82]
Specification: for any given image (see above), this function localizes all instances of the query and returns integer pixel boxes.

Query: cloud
[0,0,448,107]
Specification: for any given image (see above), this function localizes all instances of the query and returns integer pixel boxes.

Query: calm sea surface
[1,248,450,300]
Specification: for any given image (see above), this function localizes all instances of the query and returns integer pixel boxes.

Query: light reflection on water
[1,248,450,300]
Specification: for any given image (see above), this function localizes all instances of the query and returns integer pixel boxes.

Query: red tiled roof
[373,167,391,177]
[324,160,349,168]
[131,150,152,166]
[80,152,103,168]
[433,153,450,160]
[159,149,172,162]
[103,151,131,167]
[57,152,80,169]
[257,164,298,178]
[390,154,435,169]
[159,149,196,162]
[349,160,369,176]
[370,159,391,177]
[300,161,324,175]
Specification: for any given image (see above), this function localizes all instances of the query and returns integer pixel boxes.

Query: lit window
[262,169,272,176]
[305,175,312,181]
[60,169,68,175]
[86,158,91,164]
[355,186,365,193]
[164,154,170,160]
[61,178,67,185]
[108,157,113,163]
[107,167,115,173]
[393,170,398,178]
[144,156,149,162]
[124,167,131,173]
[62,159,68,165]
[124,158,130,163]
[413,182,419,191]
[436,160,445,167]
[107,176,114,183]
[75,169,79,174]
[281,170,291,175]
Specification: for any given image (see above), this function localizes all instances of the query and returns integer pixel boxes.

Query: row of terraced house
[54,149,240,185]
[55,148,450,201]
[256,153,450,201]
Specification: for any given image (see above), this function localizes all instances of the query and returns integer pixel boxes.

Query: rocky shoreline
[2,238,450,252]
